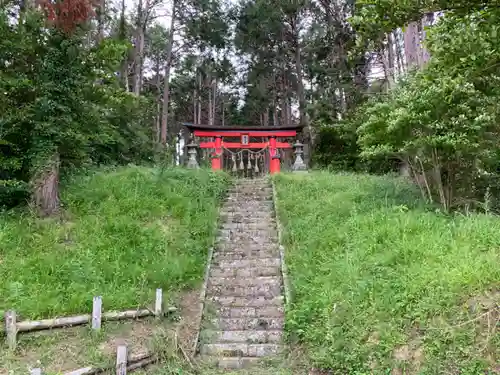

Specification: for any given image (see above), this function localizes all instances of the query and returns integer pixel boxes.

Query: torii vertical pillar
[269,136,280,174]
[211,136,222,171]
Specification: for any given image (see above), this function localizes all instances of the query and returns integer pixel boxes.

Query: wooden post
[116,345,127,375]
[30,369,42,375]
[92,296,102,330]
[154,288,163,318]
[5,310,17,350]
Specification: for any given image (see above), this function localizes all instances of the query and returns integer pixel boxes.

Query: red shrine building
[182,123,307,174]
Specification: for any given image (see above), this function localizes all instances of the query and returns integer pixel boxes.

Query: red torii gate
[183,123,304,174]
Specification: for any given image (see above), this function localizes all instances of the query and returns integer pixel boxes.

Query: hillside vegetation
[0,167,229,319]
[274,172,500,374]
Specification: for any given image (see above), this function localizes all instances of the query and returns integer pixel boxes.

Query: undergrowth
[274,172,500,374]
[0,166,230,319]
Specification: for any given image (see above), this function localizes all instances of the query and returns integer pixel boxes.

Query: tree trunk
[96,0,105,43]
[212,78,217,125]
[222,99,225,126]
[197,74,202,125]
[294,35,312,160]
[119,0,129,90]
[155,58,161,143]
[132,0,146,95]
[404,22,420,68]
[193,88,197,123]
[32,153,60,217]
[395,29,405,74]
[263,109,269,127]
[208,77,213,126]
[386,32,395,88]
[160,0,177,146]
[420,13,434,64]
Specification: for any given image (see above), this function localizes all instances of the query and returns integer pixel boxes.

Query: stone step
[206,283,282,298]
[218,232,278,242]
[223,201,274,208]
[219,215,274,222]
[207,295,284,308]
[216,243,278,252]
[220,218,276,226]
[223,203,274,209]
[226,189,271,196]
[218,226,276,232]
[217,235,278,245]
[200,356,263,369]
[219,212,275,219]
[210,317,285,331]
[222,209,274,215]
[213,250,280,261]
[224,203,273,208]
[212,258,281,269]
[221,222,276,230]
[201,343,281,357]
[210,266,281,278]
[208,276,281,287]
[217,231,278,241]
[216,237,277,247]
[214,357,262,369]
[228,192,273,200]
[215,243,279,253]
[225,198,273,204]
[233,179,269,183]
[212,306,284,318]
[228,189,273,196]
[203,330,283,343]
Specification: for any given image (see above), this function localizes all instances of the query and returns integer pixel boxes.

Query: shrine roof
[182,122,304,132]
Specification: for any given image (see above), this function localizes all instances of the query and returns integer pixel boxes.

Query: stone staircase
[199,178,285,369]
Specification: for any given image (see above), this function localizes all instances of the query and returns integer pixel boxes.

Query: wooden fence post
[155,289,163,318]
[5,310,17,350]
[116,345,127,375]
[92,296,102,330]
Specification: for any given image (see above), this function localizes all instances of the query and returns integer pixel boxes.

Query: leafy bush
[0,10,154,209]
[313,119,399,174]
[355,9,500,212]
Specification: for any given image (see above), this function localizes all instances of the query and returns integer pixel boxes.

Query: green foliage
[0,9,154,208]
[352,8,500,211]
[275,172,500,373]
[313,119,399,174]
[0,166,230,318]
[313,123,359,171]
[352,0,495,44]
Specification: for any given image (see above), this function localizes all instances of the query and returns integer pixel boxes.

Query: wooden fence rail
[30,345,158,375]
[5,288,176,350]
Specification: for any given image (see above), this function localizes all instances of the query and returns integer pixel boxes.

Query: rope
[221,145,268,156]
[223,146,267,174]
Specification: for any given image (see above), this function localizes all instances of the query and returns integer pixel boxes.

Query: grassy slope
[274,172,500,374]
[0,167,229,319]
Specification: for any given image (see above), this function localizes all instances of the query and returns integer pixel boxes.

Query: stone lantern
[292,141,307,172]
[186,139,199,169]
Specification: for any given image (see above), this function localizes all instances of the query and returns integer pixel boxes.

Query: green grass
[274,172,500,374]
[0,166,230,319]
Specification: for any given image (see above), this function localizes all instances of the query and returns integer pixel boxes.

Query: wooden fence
[4,288,178,375]
[29,345,159,375]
